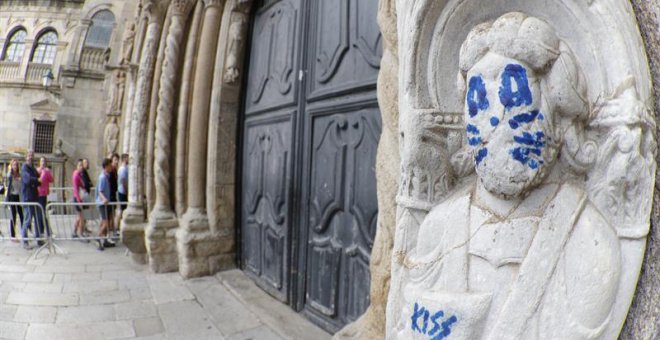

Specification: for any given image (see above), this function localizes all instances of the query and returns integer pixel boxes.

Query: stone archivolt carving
[153,0,195,214]
[388,3,655,340]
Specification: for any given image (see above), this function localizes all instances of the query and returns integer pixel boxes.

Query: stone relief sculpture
[223,15,247,84]
[121,23,136,66]
[387,9,655,340]
[104,116,120,155]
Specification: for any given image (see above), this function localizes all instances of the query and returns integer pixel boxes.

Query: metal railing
[0,199,124,258]
[47,187,97,204]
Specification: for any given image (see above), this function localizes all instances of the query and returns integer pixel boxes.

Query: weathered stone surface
[622,2,660,339]
[388,4,655,340]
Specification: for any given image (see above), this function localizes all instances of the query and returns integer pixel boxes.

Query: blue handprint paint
[499,64,532,110]
[467,75,489,118]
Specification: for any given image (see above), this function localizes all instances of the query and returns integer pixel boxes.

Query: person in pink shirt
[37,157,54,236]
[72,159,87,238]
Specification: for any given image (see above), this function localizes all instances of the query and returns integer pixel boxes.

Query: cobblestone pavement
[0,241,332,340]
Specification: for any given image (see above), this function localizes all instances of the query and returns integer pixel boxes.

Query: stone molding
[203,0,224,10]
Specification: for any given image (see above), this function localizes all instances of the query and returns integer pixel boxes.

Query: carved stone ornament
[387,2,656,340]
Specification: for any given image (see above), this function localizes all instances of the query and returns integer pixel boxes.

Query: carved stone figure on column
[104,116,120,155]
[113,71,126,114]
[121,23,136,66]
[388,12,655,340]
[224,16,246,84]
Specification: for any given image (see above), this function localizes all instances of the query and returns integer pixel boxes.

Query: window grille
[84,10,115,48]
[32,31,58,64]
[32,120,56,154]
[3,29,27,62]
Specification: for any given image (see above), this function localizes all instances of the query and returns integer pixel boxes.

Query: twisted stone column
[177,0,225,278]
[146,0,196,273]
[146,10,172,215]
[122,0,168,264]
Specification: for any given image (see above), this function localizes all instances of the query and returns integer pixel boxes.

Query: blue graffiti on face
[475,148,488,165]
[467,75,489,118]
[466,124,480,135]
[411,302,458,340]
[490,116,500,127]
[510,129,546,169]
[499,64,533,110]
[508,110,543,130]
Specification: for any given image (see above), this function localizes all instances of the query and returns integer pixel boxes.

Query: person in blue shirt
[20,150,44,249]
[96,158,115,251]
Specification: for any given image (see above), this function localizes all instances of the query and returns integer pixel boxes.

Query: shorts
[73,197,83,212]
[118,192,128,211]
[98,205,115,220]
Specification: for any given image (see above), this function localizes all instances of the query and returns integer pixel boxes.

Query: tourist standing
[108,153,119,236]
[21,150,43,249]
[117,154,129,213]
[5,159,23,240]
[37,157,53,236]
[72,160,87,238]
[95,158,115,251]
[81,158,93,198]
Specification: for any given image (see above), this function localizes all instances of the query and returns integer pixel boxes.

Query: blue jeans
[22,204,44,245]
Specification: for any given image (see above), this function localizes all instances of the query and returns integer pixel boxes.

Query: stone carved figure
[104,116,120,155]
[388,12,655,340]
[121,23,136,66]
[224,15,247,84]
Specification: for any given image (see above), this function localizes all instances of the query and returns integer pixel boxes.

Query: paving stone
[52,272,100,283]
[22,273,53,283]
[0,305,17,321]
[0,264,33,273]
[116,276,149,290]
[129,287,152,300]
[114,300,157,320]
[158,301,222,338]
[79,289,131,305]
[0,281,25,292]
[25,323,101,340]
[6,291,78,306]
[14,306,57,323]
[62,280,117,293]
[34,265,86,273]
[86,264,130,272]
[87,320,135,339]
[0,273,23,282]
[23,282,63,293]
[228,325,284,340]
[148,276,194,304]
[188,278,262,336]
[133,317,165,337]
[0,320,27,339]
[56,305,114,324]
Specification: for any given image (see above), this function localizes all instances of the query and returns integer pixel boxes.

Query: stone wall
[622,1,660,339]
[0,0,138,183]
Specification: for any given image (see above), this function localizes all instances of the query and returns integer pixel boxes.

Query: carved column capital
[203,0,224,9]
[143,0,171,22]
[170,0,196,17]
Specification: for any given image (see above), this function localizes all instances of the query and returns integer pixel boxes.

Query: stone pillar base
[121,222,147,265]
[176,208,235,278]
[146,208,180,273]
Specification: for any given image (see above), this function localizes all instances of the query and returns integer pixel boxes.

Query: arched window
[84,10,116,48]
[3,29,27,62]
[31,31,58,64]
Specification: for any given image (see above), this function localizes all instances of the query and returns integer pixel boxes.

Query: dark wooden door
[240,0,382,332]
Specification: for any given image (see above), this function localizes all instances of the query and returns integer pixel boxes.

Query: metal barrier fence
[0,200,124,258]
[47,187,97,204]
